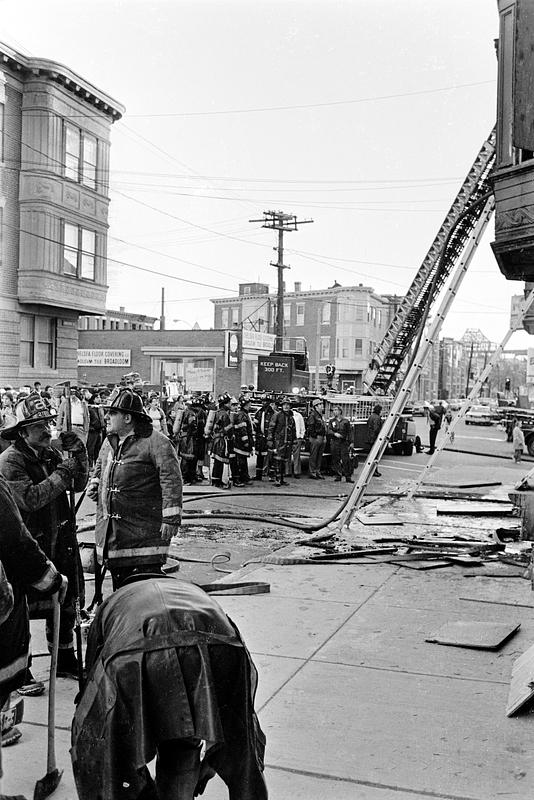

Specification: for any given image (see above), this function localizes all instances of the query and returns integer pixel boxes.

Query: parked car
[409,402,426,416]
[465,405,494,425]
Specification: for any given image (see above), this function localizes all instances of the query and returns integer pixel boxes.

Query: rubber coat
[92,428,182,569]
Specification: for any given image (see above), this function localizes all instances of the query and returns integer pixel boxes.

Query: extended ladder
[363,129,496,395]
[405,285,534,498]
[335,194,495,531]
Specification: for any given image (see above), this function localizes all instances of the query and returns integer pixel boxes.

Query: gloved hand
[160,522,179,542]
[87,481,99,501]
[58,574,69,604]
[59,431,86,455]
[56,457,79,482]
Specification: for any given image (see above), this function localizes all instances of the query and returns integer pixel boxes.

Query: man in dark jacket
[327,404,354,483]
[427,402,446,455]
[0,475,67,765]
[71,574,267,800]
[0,393,88,684]
[268,397,296,487]
[209,394,233,489]
[366,403,383,477]
[254,395,276,481]
[87,387,183,590]
[232,395,254,486]
[306,398,326,479]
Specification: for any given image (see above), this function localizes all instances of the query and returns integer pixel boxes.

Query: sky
[2,0,530,350]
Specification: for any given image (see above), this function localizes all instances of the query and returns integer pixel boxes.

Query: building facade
[0,42,124,386]
[78,307,156,332]
[77,328,274,397]
[212,281,396,392]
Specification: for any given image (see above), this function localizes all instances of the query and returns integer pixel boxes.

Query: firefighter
[233,395,254,486]
[328,404,354,483]
[87,387,182,591]
[192,395,208,481]
[0,475,67,757]
[306,397,327,479]
[210,394,233,489]
[254,394,276,481]
[268,397,296,487]
[0,392,88,685]
[173,398,198,485]
[71,573,267,800]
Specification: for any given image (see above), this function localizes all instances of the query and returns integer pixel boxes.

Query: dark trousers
[309,436,325,475]
[181,457,197,483]
[236,454,250,483]
[87,429,103,467]
[255,451,273,479]
[429,425,440,452]
[330,439,351,477]
[211,458,227,483]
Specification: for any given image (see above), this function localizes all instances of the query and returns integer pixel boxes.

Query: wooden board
[393,559,451,570]
[355,512,403,526]
[506,643,534,716]
[426,620,521,650]
[460,597,534,609]
[436,505,514,517]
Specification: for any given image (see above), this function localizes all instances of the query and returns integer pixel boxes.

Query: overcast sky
[2,0,529,349]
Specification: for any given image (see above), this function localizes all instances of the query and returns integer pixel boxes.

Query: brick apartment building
[0,41,124,386]
[211,281,401,392]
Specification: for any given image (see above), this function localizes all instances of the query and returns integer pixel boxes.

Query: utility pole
[160,287,166,331]
[250,210,313,352]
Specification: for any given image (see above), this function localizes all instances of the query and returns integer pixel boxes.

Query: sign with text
[184,364,214,392]
[78,349,131,367]
[257,354,292,392]
[242,330,276,351]
[225,330,241,368]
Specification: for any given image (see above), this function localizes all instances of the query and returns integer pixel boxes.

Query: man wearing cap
[306,398,327,479]
[87,387,183,590]
[0,393,88,683]
[267,397,296,487]
[173,397,198,485]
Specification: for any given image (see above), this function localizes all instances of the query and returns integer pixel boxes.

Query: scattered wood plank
[507,644,534,716]
[436,504,514,517]
[393,559,451,570]
[463,567,526,578]
[354,512,403,526]
[426,620,521,650]
[424,481,502,489]
[460,597,534,609]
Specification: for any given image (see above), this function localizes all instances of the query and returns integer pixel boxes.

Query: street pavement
[3,420,534,799]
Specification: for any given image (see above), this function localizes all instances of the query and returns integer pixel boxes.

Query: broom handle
[47,594,60,772]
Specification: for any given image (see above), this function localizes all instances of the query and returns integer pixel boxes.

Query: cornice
[0,41,124,121]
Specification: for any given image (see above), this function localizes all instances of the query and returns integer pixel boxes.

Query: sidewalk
[3,475,534,799]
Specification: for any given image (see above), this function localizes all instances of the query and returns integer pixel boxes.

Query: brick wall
[77,329,244,396]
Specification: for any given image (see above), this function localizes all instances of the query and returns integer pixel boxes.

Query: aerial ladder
[328,130,497,533]
[363,128,496,396]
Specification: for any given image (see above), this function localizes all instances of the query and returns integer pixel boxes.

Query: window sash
[20,314,35,367]
[321,302,331,324]
[320,337,330,359]
[81,229,96,280]
[82,135,97,189]
[296,303,305,325]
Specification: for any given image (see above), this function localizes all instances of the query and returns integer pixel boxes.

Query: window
[62,223,96,280]
[377,309,382,326]
[231,307,239,325]
[63,122,98,189]
[321,302,331,324]
[354,338,363,355]
[320,336,330,360]
[20,315,56,368]
[221,307,229,328]
[355,305,364,321]
[296,303,305,326]
[20,314,35,366]
[82,134,97,189]
[284,303,291,325]
[0,102,4,162]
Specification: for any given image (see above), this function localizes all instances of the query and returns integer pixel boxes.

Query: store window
[63,223,96,280]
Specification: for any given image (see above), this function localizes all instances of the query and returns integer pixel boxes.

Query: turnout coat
[267,409,296,462]
[210,408,233,464]
[0,439,88,608]
[233,408,254,457]
[71,577,267,800]
[0,476,61,699]
[92,427,182,570]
